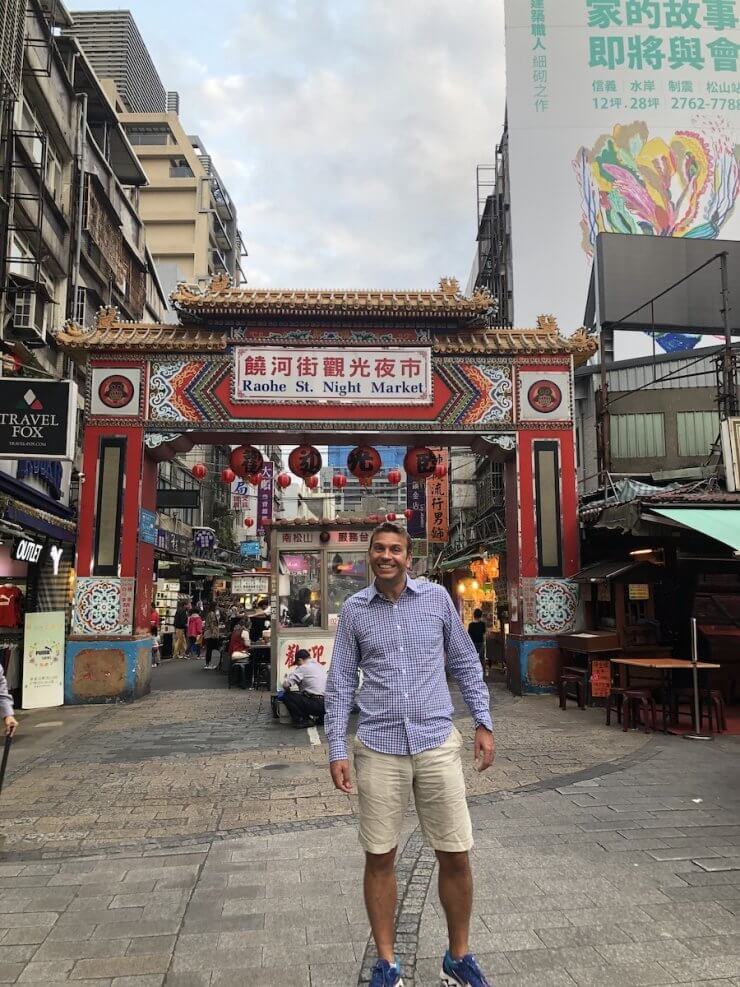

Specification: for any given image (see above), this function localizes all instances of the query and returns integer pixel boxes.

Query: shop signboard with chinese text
[232,573,270,595]
[590,658,612,699]
[257,462,274,534]
[140,509,157,546]
[406,474,427,539]
[234,347,432,404]
[276,529,371,549]
[277,634,334,681]
[0,380,78,460]
[504,0,740,351]
[426,448,450,544]
[240,539,261,558]
[22,611,65,709]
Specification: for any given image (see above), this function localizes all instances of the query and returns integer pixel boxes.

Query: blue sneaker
[369,958,404,986]
[441,950,491,986]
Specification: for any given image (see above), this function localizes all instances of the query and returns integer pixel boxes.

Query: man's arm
[282,667,302,690]
[442,591,493,733]
[324,605,360,764]
[0,664,17,736]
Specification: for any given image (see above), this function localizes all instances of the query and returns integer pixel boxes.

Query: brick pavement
[5,664,740,983]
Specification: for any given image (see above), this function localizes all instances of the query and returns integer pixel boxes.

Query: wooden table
[611,658,720,732]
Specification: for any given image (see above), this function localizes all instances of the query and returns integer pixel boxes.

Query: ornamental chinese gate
[56,275,596,703]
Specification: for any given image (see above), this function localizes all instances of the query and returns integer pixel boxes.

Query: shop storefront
[269,519,376,687]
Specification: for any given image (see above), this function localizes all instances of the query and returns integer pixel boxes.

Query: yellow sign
[628,584,650,601]
[22,611,65,709]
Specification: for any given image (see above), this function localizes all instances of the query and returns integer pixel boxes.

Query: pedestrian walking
[173,601,188,659]
[325,522,495,987]
[467,608,487,675]
[186,609,204,659]
[151,625,161,668]
[203,604,221,669]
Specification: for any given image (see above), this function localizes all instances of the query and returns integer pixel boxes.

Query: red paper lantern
[386,512,397,522]
[230,445,264,479]
[403,508,414,521]
[433,462,448,479]
[277,472,292,490]
[191,463,207,480]
[347,445,381,487]
[220,467,235,484]
[288,445,322,478]
[332,473,347,490]
[404,447,437,480]
[247,472,263,487]
[305,475,320,490]
[387,468,402,486]
[243,516,255,529]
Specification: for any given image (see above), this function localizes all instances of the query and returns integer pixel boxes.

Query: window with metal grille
[611,413,665,459]
[677,411,718,457]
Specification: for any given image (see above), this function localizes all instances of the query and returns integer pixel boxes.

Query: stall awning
[570,559,640,583]
[437,551,483,572]
[192,565,225,577]
[651,508,740,554]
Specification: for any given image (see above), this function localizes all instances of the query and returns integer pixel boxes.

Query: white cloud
[100,0,506,289]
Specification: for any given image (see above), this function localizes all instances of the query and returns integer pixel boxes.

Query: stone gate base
[65,636,151,705]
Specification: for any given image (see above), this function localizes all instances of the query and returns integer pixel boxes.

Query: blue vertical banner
[406,478,426,538]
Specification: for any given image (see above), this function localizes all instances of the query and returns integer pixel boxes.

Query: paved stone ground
[3,659,740,984]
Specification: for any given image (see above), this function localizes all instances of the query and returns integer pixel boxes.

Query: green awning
[437,552,483,572]
[192,565,225,577]
[651,508,740,554]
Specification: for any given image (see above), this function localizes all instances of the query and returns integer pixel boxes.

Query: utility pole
[719,251,737,420]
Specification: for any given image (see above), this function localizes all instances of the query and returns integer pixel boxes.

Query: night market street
[2,662,740,986]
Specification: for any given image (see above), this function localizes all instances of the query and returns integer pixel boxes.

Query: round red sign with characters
[98,374,135,409]
[527,380,562,414]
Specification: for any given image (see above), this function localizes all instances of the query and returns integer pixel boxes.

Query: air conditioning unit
[11,288,47,348]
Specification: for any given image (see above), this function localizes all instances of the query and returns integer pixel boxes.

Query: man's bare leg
[364,848,398,963]
[436,850,473,959]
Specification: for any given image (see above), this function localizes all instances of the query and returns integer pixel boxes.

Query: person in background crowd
[467,608,487,674]
[187,608,204,659]
[0,660,18,737]
[281,648,327,728]
[203,604,221,670]
[248,598,270,643]
[287,587,312,626]
[151,625,161,668]
[150,604,160,632]
[173,601,188,659]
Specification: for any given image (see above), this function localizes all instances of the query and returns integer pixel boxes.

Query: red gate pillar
[505,425,580,694]
[66,423,156,704]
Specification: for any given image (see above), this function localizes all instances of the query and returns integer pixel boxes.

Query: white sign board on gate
[234,347,432,404]
[504,0,740,341]
[22,611,65,709]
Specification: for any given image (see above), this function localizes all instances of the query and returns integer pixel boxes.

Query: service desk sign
[22,610,65,709]
[0,380,78,460]
[234,347,432,405]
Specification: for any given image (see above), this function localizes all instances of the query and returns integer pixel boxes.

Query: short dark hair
[369,522,412,553]
[473,608,483,619]
[296,648,311,662]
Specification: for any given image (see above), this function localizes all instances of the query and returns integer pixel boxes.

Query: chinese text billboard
[504,0,740,346]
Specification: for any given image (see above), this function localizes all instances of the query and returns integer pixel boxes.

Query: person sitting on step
[281,648,327,728]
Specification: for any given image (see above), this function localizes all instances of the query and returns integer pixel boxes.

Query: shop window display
[328,552,368,626]
[279,552,321,628]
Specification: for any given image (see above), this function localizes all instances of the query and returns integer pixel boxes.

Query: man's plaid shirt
[325,577,493,762]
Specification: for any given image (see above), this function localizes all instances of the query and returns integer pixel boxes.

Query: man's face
[369,531,410,585]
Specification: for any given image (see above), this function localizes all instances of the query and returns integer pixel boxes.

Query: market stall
[268,519,376,688]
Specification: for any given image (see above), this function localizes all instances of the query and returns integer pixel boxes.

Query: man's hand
[4,715,18,738]
[474,726,495,772]
[330,759,353,794]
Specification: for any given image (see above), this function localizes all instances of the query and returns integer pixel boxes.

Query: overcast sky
[69,0,506,290]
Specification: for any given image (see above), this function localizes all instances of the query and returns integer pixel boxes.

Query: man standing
[281,648,327,728]
[173,602,188,659]
[326,522,495,987]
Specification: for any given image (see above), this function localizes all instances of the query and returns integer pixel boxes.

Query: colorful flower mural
[573,119,740,256]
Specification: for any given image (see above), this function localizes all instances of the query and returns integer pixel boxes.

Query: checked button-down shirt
[325,576,492,763]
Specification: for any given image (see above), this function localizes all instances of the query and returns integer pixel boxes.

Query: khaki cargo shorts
[353,725,473,855]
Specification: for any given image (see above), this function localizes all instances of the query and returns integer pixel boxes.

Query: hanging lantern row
[191,463,208,481]
[387,468,401,486]
[220,467,236,484]
[277,472,292,490]
[347,445,381,487]
[243,516,254,529]
[332,473,347,490]
[305,475,320,490]
[403,508,414,521]
[404,446,437,480]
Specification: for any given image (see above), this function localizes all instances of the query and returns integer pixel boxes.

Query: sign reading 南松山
[504,0,740,344]
[22,611,65,709]
[233,347,432,404]
[0,380,78,460]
